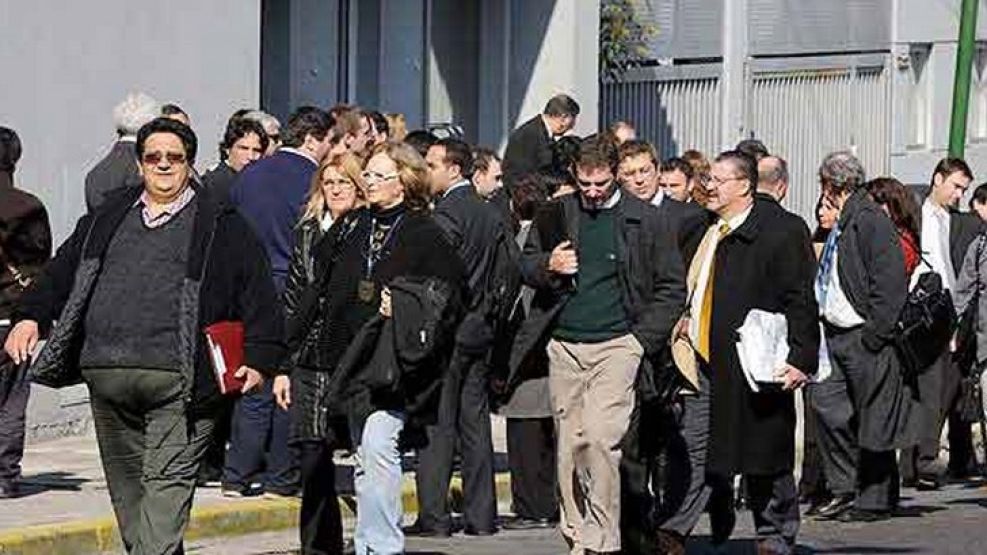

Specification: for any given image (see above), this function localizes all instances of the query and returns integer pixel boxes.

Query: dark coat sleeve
[858,209,908,352]
[634,214,687,356]
[228,213,285,375]
[777,217,820,374]
[15,214,92,332]
[519,206,567,292]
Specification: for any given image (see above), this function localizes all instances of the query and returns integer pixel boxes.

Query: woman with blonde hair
[274,152,366,555]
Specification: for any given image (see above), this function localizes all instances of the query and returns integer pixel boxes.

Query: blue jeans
[354,410,406,555]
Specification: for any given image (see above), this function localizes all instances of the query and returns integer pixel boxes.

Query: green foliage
[600,0,657,82]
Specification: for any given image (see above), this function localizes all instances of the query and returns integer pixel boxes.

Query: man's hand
[379,287,392,318]
[273,375,291,410]
[673,317,691,343]
[4,320,39,365]
[548,240,579,275]
[235,366,264,394]
[776,364,808,391]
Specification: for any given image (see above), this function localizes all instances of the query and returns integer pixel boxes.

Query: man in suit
[810,151,920,522]
[85,92,160,212]
[408,138,507,536]
[614,140,708,555]
[659,157,699,204]
[679,151,818,554]
[202,115,269,202]
[510,136,685,555]
[900,157,985,488]
[224,106,339,499]
[502,94,580,192]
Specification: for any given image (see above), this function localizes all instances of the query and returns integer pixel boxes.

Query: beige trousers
[548,334,643,554]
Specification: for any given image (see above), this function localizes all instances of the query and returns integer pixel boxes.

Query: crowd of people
[1,90,986,555]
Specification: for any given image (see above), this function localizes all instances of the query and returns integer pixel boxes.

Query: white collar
[117,136,137,143]
[443,179,471,198]
[719,203,753,232]
[584,188,622,210]
[923,198,950,220]
[279,147,318,166]
[650,188,665,207]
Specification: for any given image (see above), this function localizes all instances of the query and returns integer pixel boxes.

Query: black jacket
[0,173,52,321]
[502,116,554,191]
[202,162,238,205]
[834,189,908,352]
[683,197,819,476]
[85,140,141,213]
[508,192,686,396]
[16,184,285,407]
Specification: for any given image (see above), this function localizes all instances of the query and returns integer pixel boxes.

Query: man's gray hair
[113,92,160,137]
[243,110,281,136]
[818,150,866,193]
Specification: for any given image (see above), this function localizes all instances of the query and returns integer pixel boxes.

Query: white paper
[206,335,228,394]
[735,310,790,392]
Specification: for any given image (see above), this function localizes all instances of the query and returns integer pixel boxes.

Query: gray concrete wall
[0,1,262,244]
[0,2,261,441]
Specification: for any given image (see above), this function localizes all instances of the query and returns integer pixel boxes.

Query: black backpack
[471,223,523,363]
[895,270,956,379]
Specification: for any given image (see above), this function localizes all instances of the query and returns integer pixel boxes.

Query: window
[906,43,932,149]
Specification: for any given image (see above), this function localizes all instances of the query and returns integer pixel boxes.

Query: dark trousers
[812,329,900,510]
[297,441,343,555]
[0,354,29,484]
[506,417,557,520]
[900,350,963,482]
[224,379,298,492]
[415,350,497,532]
[798,389,829,500]
[85,368,215,555]
[198,399,232,483]
[621,372,711,554]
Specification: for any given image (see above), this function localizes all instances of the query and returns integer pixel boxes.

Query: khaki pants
[548,334,643,554]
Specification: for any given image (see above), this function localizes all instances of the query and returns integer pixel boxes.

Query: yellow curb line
[0,473,512,555]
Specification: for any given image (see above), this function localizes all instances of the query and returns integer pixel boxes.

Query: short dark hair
[472,147,501,175]
[136,117,198,163]
[715,150,757,194]
[0,127,22,173]
[434,138,474,177]
[735,138,769,162]
[403,130,439,158]
[618,140,658,167]
[551,135,582,174]
[660,157,695,181]
[161,103,189,119]
[970,182,987,210]
[219,117,269,161]
[282,106,334,148]
[368,110,389,137]
[543,94,580,118]
[575,136,619,173]
[930,157,974,189]
[511,174,549,221]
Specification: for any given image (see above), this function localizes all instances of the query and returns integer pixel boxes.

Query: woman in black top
[287,141,464,555]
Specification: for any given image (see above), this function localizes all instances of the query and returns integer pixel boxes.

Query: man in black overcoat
[502,94,579,192]
[678,151,818,554]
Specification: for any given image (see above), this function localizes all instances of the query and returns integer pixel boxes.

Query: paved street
[188,479,987,555]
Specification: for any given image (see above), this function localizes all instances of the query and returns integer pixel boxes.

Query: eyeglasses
[323,179,356,192]
[706,174,745,188]
[362,170,399,183]
[141,151,187,165]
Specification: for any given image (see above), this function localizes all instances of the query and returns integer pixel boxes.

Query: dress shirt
[135,185,196,228]
[688,204,752,344]
[921,199,956,291]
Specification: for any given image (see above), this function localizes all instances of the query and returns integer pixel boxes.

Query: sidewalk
[0,418,512,555]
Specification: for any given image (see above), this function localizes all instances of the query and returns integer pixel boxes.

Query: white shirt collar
[719,203,753,232]
[650,188,665,207]
[443,179,471,198]
[280,147,318,166]
[118,135,137,143]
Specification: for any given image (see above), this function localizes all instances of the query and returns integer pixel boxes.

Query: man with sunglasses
[4,117,284,553]
[675,151,817,554]
[510,136,685,555]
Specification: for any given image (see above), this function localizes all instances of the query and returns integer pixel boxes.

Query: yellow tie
[697,224,731,362]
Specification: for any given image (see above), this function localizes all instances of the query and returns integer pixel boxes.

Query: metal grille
[748,65,891,223]
[600,76,721,160]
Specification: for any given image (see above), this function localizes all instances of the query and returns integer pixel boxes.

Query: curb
[0,473,513,555]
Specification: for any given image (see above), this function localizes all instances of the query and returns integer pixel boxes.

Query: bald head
[757,155,789,202]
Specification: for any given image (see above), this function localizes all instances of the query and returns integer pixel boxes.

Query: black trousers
[297,441,343,555]
[224,379,299,492]
[506,417,557,520]
[198,399,233,483]
[798,389,829,500]
[900,350,963,482]
[0,354,29,484]
[415,350,497,532]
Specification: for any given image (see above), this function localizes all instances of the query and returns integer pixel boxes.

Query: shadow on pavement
[17,471,89,496]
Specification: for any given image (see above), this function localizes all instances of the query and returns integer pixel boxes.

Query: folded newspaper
[735,310,832,392]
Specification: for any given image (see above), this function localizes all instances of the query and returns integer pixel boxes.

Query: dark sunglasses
[141,151,187,165]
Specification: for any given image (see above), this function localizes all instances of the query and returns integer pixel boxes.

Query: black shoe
[835,508,890,523]
[500,516,557,531]
[710,507,736,545]
[0,481,20,499]
[403,521,451,538]
[804,496,832,517]
[463,525,497,536]
[915,476,942,491]
[814,494,855,520]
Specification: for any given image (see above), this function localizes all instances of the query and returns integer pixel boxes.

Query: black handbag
[956,372,984,424]
[895,270,956,379]
[955,235,985,374]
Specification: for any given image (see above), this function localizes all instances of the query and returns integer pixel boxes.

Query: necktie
[697,223,731,362]
[815,223,842,307]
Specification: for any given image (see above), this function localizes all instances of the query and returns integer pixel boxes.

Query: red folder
[204,321,246,396]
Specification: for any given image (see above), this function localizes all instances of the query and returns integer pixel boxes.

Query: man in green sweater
[510,136,686,555]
